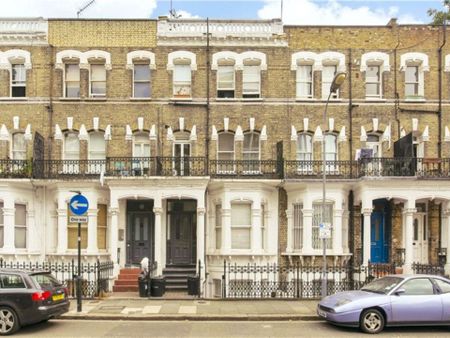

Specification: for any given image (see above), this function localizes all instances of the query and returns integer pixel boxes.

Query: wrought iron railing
[0,258,114,299]
[210,160,280,179]
[412,262,446,276]
[5,157,450,180]
[0,159,32,178]
[284,160,356,179]
[222,261,396,299]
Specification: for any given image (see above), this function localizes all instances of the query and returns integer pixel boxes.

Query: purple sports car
[317,274,450,334]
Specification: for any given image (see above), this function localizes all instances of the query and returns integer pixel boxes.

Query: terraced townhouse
[1,16,450,297]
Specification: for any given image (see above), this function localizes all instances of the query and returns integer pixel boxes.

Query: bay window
[293,204,303,251]
[312,202,333,250]
[14,204,26,249]
[215,204,222,250]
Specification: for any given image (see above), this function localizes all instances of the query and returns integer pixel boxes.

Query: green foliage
[428,0,450,25]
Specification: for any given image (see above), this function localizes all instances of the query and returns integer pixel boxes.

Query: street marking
[178,306,197,314]
[142,305,162,314]
[121,307,142,314]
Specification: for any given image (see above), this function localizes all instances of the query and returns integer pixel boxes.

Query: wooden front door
[127,200,154,265]
[167,200,196,265]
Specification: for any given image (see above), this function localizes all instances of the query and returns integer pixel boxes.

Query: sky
[0,0,448,25]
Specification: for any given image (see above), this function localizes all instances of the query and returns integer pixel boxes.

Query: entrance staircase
[113,267,140,292]
[163,264,196,292]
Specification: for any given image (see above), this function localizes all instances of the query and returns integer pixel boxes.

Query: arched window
[132,132,150,176]
[325,134,338,173]
[366,134,381,158]
[63,132,80,174]
[12,132,26,160]
[88,131,106,174]
[243,131,260,173]
[296,133,313,161]
[217,132,235,173]
[173,131,191,176]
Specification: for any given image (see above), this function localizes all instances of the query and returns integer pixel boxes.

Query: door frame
[166,199,197,266]
[126,199,155,266]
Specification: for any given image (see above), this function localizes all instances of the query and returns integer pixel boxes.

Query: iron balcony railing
[0,159,32,178]
[284,160,356,179]
[4,157,450,180]
[210,160,280,179]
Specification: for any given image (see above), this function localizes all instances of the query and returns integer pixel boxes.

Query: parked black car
[0,269,70,335]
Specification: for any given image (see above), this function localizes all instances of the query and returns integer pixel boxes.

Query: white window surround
[211,51,240,70]
[360,52,390,72]
[361,52,390,99]
[55,50,111,70]
[167,51,197,71]
[290,51,320,71]
[0,49,32,70]
[400,52,429,99]
[318,51,346,72]
[240,51,267,70]
[126,51,156,70]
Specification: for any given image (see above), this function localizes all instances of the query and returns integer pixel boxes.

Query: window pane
[12,64,26,82]
[218,66,235,89]
[405,83,418,96]
[0,274,26,288]
[66,82,80,97]
[65,133,80,158]
[97,204,107,249]
[91,65,106,81]
[243,66,260,93]
[66,64,80,81]
[89,132,106,159]
[14,227,26,248]
[215,204,221,250]
[134,65,150,81]
[134,82,151,97]
[12,133,26,160]
[435,279,450,293]
[405,66,418,82]
[297,134,312,153]
[366,83,380,96]
[402,278,434,295]
[231,228,250,249]
[91,82,106,95]
[366,66,379,82]
[218,133,234,152]
[231,204,251,226]
[243,133,260,151]
[174,65,191,82]
[293,204,303,250]
[312,203,333,250]
[0,202,3,225]
[15,204,26,225]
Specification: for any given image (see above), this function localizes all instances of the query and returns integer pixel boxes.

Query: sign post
[69,192,89,313]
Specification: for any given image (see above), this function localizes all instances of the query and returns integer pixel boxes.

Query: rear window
[31,274,62,288]
[0,274,26,289]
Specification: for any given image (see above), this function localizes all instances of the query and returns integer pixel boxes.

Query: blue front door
[370,211,388,263]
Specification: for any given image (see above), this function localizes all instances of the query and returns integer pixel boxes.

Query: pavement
[61,293,320,321]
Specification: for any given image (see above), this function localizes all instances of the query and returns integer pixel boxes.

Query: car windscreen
[31,273,62,289]
[361,276,403,294]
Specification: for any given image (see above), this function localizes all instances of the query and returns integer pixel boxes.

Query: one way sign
[69,194,89,216]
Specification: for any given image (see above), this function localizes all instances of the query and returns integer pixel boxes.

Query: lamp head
[330,72,347,93]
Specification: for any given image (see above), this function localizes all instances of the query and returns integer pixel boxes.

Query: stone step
[114,279,139,286]
[113,285,139,292]
[118,273,141,280]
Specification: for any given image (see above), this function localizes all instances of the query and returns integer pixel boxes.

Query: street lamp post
[321,72,347,299]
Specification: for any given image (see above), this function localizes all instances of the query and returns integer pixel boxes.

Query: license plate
[52,293,64,301]
[318,309,327,318]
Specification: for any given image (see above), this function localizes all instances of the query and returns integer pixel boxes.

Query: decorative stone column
[109,207,119,265]
[302,208,314,253]
[153,206,163,276]
[251,207,262,253]
[197,207,206,296]
[86,209,98,254]
[221,208,231,253]
[285,207,293,253]
[2,198,15,253]
[333,209,344,255]
[403,203,417,274]
[362,208,372,266]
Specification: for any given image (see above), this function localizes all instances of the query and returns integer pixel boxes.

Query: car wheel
[0,307,20,336]
[360,308,385,334]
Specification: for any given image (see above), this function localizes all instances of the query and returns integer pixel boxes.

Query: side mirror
[394,288,405,296]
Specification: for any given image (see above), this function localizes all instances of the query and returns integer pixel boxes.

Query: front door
[371,211,387,263]
[167,200,196,265]
[127,200,154,265]
[173,142,190,176]
[413,214,428,264]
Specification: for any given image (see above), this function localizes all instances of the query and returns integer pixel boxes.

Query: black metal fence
[412,263,446,276]
[0,259,114,299]
[210,160,280,179]
[222,261,396,299]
